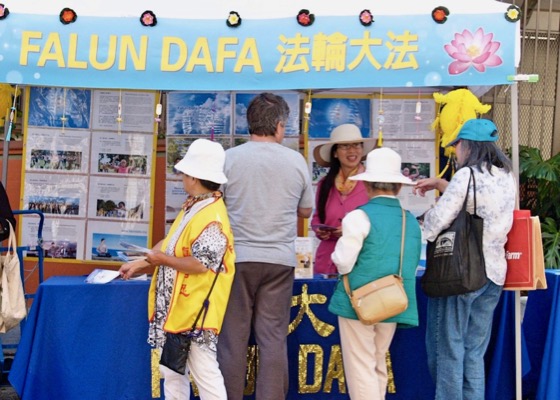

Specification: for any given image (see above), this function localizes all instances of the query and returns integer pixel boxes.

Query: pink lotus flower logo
[445,28,502,75]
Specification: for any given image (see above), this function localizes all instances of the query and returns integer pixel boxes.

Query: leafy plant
[518,146,560,268]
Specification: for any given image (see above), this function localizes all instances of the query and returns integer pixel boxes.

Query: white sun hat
[174,139,228,184]
[313,124,377,167]
[350,147,414,185]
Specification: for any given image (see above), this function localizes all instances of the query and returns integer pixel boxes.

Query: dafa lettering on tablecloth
[150,283,396,397]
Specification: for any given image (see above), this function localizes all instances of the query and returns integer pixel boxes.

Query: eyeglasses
[337,142,363,151]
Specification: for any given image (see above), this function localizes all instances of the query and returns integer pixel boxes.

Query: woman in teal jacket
[328,147,422,400]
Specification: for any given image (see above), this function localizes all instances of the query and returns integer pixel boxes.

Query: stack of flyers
[117,251,147,263]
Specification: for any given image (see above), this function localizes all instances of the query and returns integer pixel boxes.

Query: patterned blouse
[422,165,516,285]
[148,196,227,353]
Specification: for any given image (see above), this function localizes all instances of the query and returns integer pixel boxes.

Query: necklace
[335,166,360,195]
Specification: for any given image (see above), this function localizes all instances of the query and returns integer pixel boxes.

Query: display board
[163,91,301,232]
[20,87,157,262]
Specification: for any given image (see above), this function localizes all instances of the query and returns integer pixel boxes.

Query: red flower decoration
[140,10,157,27]
[0,4,10,20]
[297,9,314,27]
[359,9,373,26]
[60,8,77,25]
[432,6,449,24]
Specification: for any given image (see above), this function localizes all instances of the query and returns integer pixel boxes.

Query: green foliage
[542,218,560,269]
[518,146,560,268]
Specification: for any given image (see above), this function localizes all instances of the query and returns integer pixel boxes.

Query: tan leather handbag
[343,209,408,325]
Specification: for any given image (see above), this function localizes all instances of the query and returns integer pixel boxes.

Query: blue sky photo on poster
[308,98,371,139]
[28,87,92,129]
[166,92,232,135]
[235,92,300,136]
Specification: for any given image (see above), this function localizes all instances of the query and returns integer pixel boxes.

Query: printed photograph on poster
[234,92,300,136]
[371,97,436,140]
[383,140,436,216]
[308,141,330,184]
[28,87,92,129]
[90,131,153,176]
[25,128,90,174]
[92,90,156,133]
[295,237,314,279]
[27,195,79,216]
[22,217,86,260]
[401,162,430,182]
[23,172,88,219]
[88,176,150,222]
[166,136,231,179]
[166,92,232,135]
[86,220,150,261]
[97,153,148,175]
[308,98,371,139]
[166,180,187,224]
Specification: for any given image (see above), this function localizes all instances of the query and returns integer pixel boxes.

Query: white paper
[129,273,149,281]
[85,269,121,284]
[295,237,314,279]
[117,251,147,263]
[92,90,156,132]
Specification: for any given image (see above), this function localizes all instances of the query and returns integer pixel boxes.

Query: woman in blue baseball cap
[414,118,517,399]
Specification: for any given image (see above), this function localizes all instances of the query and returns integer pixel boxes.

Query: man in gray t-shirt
[218,93,313,399]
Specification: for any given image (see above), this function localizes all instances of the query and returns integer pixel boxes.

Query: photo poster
[307,95,372,139]
[234,92,301,137]
[165,180,187,234]
[23,172,89,219]
[25,128,90,174]
[86,220,150,261]
[295,237,314,279]
[22,217,86,261]
[166,91,233,136]
[92,90,157,133]
[308,141,330,185]
[28,87,92,129]
[20,86,158,262]
[371,94,436,140]
[164,91,301,229]
[383,140,437,217]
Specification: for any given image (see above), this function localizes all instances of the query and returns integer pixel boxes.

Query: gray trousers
[217,262,294,400]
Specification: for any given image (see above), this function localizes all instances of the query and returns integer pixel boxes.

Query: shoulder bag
[159,269,220,375]
[422,167,487,297]
[343,208,408,325]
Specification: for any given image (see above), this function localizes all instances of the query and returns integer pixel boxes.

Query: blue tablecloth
[9,275,519,399]
[522,269,560,400]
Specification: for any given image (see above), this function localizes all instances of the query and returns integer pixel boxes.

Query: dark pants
[217,262,294,400]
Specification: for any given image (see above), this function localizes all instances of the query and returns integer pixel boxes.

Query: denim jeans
[425,280,502,400]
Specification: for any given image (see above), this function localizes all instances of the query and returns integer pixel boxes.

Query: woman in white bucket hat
[311,123,376,275]
[120,138,235,400]
[328,147,422,400]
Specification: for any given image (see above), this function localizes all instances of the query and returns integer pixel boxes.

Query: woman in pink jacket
[311,124,376,275]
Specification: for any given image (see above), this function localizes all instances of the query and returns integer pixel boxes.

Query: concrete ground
[0,327,20,399]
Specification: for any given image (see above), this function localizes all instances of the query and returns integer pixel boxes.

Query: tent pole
[510,81,521,400]
[2,121,9,184]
